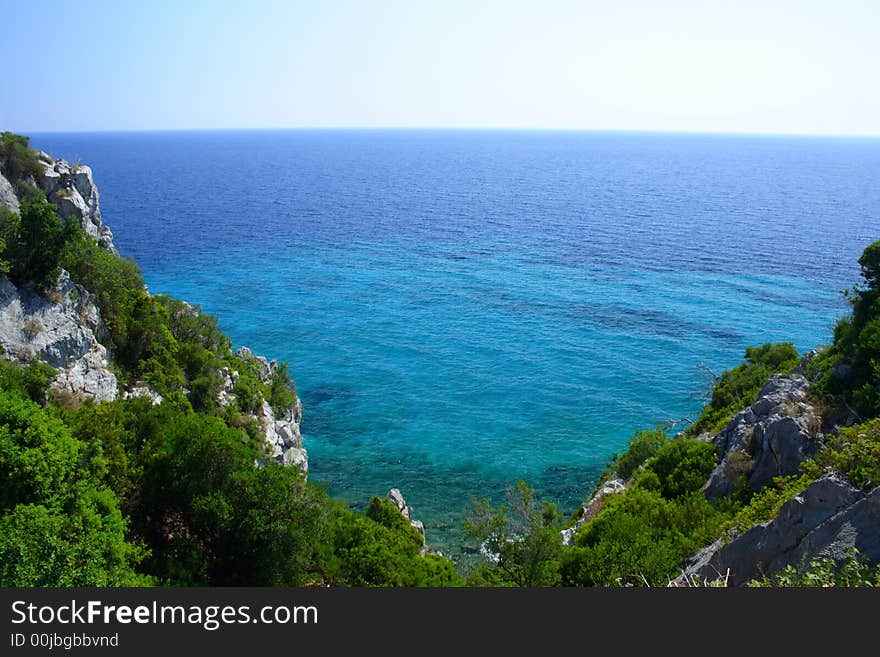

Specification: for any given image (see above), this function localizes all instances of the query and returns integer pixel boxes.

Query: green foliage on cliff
[564,488,726,586]
[0,358,56,405]
[811,240,880,419]
[1,199,66,292]
[603,425,666,481]
[0,388,149,585]
[0,132,43,193]
[805,418,880,491]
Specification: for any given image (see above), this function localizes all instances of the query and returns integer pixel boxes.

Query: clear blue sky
[2,0,878,135]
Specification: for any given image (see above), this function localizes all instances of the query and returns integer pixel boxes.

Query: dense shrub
[0,389,147,585]
[563,487,726,586]
[603,425,667,481]
[638,438,717,499]
[0,132,43,192]
[812,240,880,418]
[0,357,56,404]
[5,199,66,292]
[805,418,880,490]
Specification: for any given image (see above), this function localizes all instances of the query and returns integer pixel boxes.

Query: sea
[30,129,880,554]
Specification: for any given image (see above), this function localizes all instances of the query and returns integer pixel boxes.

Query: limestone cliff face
[0,270,118,402]
[37,154,118,254]
[0,170,19,214]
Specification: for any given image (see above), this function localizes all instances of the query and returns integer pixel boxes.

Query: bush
[0,358,56,404]
[806,418,880,490]
[0,132,43,193]
[811,240,880,418]
[7,199,65,293]
[0,388,147,585]
[604,425,667,481]
[641,438,717,499]
[464,480,564,587]
[564,487,726,586]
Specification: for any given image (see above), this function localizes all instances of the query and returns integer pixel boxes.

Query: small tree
[464,480,562,587]
[9,200,65,293]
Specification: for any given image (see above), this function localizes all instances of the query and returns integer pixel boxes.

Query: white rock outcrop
[0,271,118,402]
[235,346,308,473]
[39,158,117,254]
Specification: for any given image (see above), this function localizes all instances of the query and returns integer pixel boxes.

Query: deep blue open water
[31,130,880,553]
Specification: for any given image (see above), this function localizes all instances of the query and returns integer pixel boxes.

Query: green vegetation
[749,552,880,587]
[563,488,726,586]
[812,241,880,418]
[805,418,880,491]
[1,199,66,292]
[0,389,149,585]
[465,480,564,587]
[0,132,43,194]
[603,425,666,481]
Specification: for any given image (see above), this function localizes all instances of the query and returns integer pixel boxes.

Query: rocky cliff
[37,154,117,254]
[0,153,308,472]
[0,270,118,401]
[702,367,822,498]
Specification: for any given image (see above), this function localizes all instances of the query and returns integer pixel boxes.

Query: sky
[1,0,878,135]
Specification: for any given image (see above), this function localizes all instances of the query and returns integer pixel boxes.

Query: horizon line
[18,126,880,140]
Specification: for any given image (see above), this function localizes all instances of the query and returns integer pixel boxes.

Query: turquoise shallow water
[31,130,880,554]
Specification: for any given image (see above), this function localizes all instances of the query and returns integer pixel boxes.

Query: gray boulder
[704,374,821,498]
[676,476,866,586]
[786,485,880,568]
